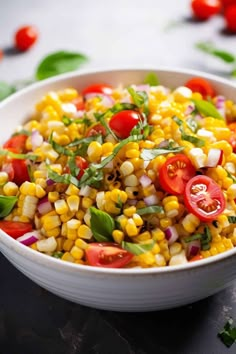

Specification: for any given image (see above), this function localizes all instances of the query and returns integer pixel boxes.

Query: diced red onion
[143,194,159,206]
[46,178,55,186]
[187,240,201,258]
[158,140,170,148]
[31,130,43,150]
[17,231,41,246]
[184,103,195,115]
[206,148,223,167]
[37,196,53,215]
[165,226,178,245]
[215,95,225,118]
[135,84,150,94]
[139,174,152,188]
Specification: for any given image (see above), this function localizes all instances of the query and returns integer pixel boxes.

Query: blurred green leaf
[0,82,15,101]
[196,42,236,64]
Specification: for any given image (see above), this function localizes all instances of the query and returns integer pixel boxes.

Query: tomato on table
[85,123,107,137]
[82,84,113,96]
[159,154,196,195]
[191,0,221,20]
[184,77,215,99]
[109,110,141,139]
[224,5,236,32]
[0,220,33,239]
[15,25,39,51]
[3,134,28,153]
[184,175,225,222]
[85,242,133,268]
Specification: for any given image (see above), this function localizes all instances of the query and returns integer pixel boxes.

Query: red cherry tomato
[0,220,33,239]
[75,156,88,180]
[0,49,3,61]
[189,254,204,262]
[184,175,225,222]
[72,96,85,111]
[85,242,133,268]
[191,0,221,20]
[224,5,236,32]
[222,0,236,9]
[109,110,141,139]
[184,77,215,99]
[3,159,30,186]
[159,154,196,195]
[15,25,39,51]
[3,134,28,153]
[85,123,107,137]
[82,84,113,96]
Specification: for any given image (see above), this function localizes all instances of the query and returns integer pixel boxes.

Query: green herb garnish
[127,87,149,117]
[0,150,38,161]
[52,251,64,259]
[47,168,80,187]
[136,205,164,215]
[121,240,155,255]
[144,72,159,86]
[228,216,236,224]
[173,116,205,147]
[218,318,236,348]
[141,145,184,160]
[184,227,211,251]
[0,196,18,218]
[90,207,115,242]
[192,99,224,120]
[0,81,15,101]
[196,42,236,64]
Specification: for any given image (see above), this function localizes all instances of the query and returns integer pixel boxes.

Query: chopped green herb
[184,227,211,250]
[0,149,38,161]
[144,72,159,86]
[0,195,18,218]
[62,115,91,127]
[141,145,184,160]
[136,205,164,215]
[228,216,236,224]
[12,129,31,137]
[52,251,64,259]
[49,136,73,156]
[225,170,236,183]
[127,87,149,116]
[121,240,155,255]
[196,42,236,64]
[90,207,115,242]
[184,234,203,243]
[186,117,198,133]
[47,168,80,187]
[192,99,224,120]
[173,116,205,147]
[218,318,236,348]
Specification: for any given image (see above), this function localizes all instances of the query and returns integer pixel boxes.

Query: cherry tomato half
[3,134,28,153]
[184,77,215,99]
[75,156,88,180]
[15,25,39,51]
[72,96,85,111]
[224,5,236,32]
[189,254,204,262]
[82,84,113,97]
[159,154,196,195]
[109,110,141,139]
[85,123,107,137]
[2,159,30,186]
[85,242,133,268]
[184,175,225,222]
[0,220,33,239]
[191,0,221,20]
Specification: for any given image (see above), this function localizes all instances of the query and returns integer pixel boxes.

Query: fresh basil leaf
[141,145,184,160]
[49,136,73,156]
[228,216,236,224]
[136,205,164,216]
[0,81,15,101]
[67,135,102,148]
[127,87,149,116]
[0,150,38,161]
[121,240,155,255]
[192,99,224,120]
[62,115,91,127]
[184,234,203,243]
[78,166,103,188]
[47,168,80,187]
[173,116,205,147]
[144,72,159,86]
[90,207,115,242]
[218,318,236,348]
[0,195,18,218]
[196,42,236,64]
[52,251,63,259]
[35,51,89,80]
[67,156,80,177]
[186,117,198,133]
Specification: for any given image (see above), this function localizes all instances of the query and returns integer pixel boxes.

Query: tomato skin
[3,134,28,153]
[85,242,133,268]
[0,220,33,239]
[191,0,221,20]
[72,96,85,111]
[85,123,106,137]
[184,175,225,222]
[82,84,113,96]
[159,154,196,195]
[12,159,30,185]
[222,0,236,9]
[224,5,236,32]
[229,133,236,152]
[189,254,203,262]
[185,77,215,99]
[75,156,88,180]
[15,25,38,51]
[109,110,141,139]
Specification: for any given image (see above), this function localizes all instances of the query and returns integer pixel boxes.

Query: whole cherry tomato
[184,175,225,222]
[221,0,236,9]
[85,242,133,268]
[82,84,113,96]
[15,25,39,51]
[109,110,141,138]
[184,77,215,99]
[191,0,221,20]
[224,5,236,32]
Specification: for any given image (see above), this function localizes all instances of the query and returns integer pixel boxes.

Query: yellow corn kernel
[58,88,78,101]
[151,228,165,241]
[120,161,134,176]
[0,171,8,184]
[67,228,77,240]
[223,177,233,189]
[102,142,114,155]
[20,181,36,196]
[132,213,143,226]
[61,252,75,262]
[210,246,218,256]
[45,227,61,238]
[160,217,172,229]
[81,197,94,209]
[75,238,89,250]
[44,92,62,115]
[125,218,138,237]
[182,213,200,233]
[116,215,128,231]
[63,239,74,252]
[76,210,85,221]
[18,215,31,223]
[3,182,18,196]
[134,231,151,242]
[67,218,81,230]
[123,206,137,217]
[201,250,211,258]
[56,237,64,251]
[151,243,161,255]
[217,214,229,228]
[227,184,236,199]
[138,252,156,266]
[83,211,91,226]
[155,253,166,266]
[43,215,61,231]
[70,246,84,260]
[34,170,47,179]
[35,184,46,199]
[65,184,80,196]
[67,195,80,212]
[169,242,182,256]
[112,229,124,244]
[125,149,140,158]
[87,141,102,162]
[48,191,59,202]
[78,224,93,239]
[54,199,69,215]
[129,158,143,170]
[30,243,38,251]
[60,211,75,222]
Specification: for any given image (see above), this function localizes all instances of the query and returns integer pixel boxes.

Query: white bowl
[1,68,236,312]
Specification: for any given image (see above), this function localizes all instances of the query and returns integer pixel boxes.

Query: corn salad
[1,75,236,268]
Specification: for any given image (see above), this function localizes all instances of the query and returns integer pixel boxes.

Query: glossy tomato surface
[224,5,236,32]
[85,123,106,137]
[15,25,39,51]
[109,110,141,138]
[184,77,215,99]
[0,220,33,238]
[75,156,88,180]
[191,0,221,20]
[85,242,133,268]
[159,154,196,195]
[82,84,113,96]
[184,175,225,222]
[3,134,28,153]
